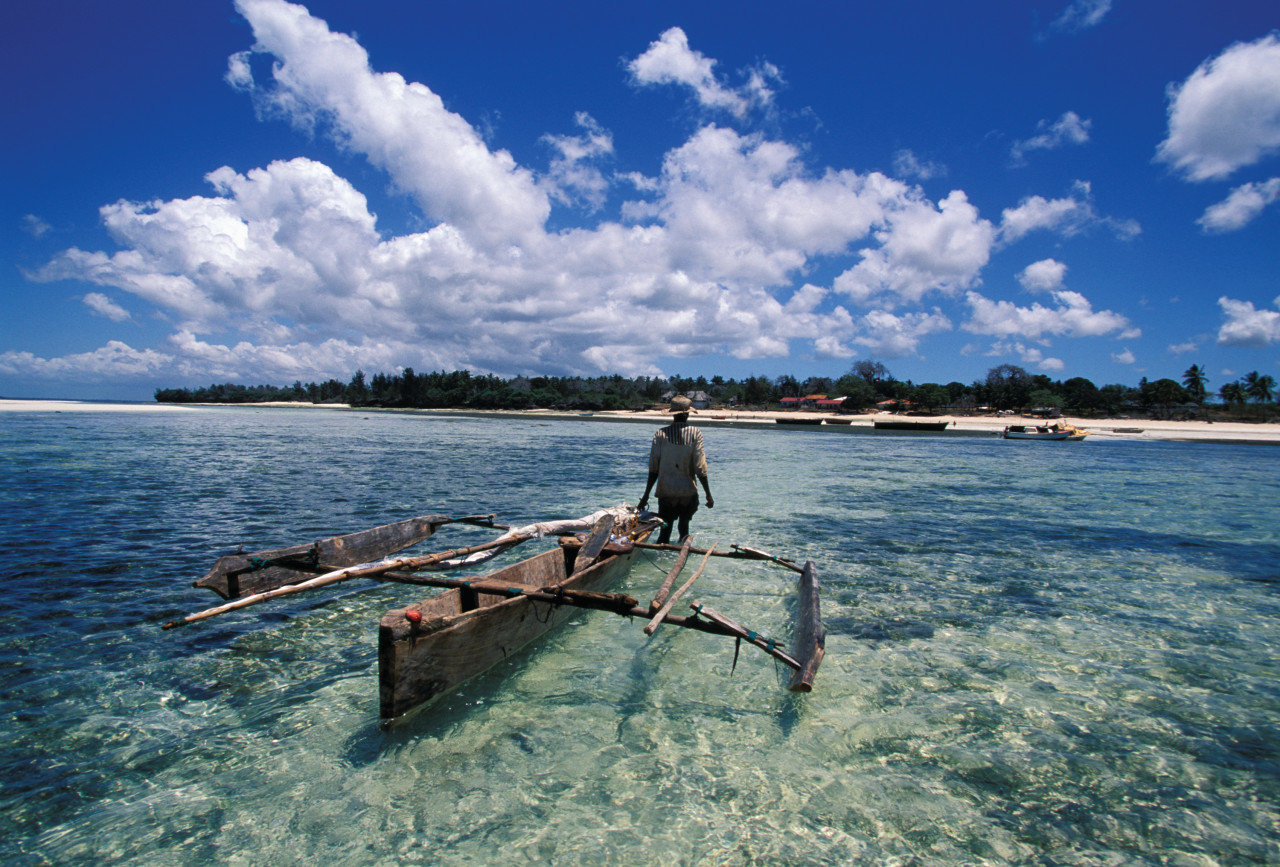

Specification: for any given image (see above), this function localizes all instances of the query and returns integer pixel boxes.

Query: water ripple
[1,408,1278,864]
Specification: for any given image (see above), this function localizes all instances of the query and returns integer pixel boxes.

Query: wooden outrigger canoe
[164,505,825,726]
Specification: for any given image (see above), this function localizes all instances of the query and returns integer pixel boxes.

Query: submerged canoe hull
[378,528,654,723]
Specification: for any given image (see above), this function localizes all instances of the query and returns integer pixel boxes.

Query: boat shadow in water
[355,620,816,765]
[607,626,814,741]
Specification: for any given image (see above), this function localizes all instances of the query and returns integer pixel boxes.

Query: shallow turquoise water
[1,406,1278,865]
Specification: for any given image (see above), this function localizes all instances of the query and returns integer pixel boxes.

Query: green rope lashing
[248,557,269,571]
[745,630,779,651]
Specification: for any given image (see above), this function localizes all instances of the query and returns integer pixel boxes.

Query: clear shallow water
[1,406,1278,865]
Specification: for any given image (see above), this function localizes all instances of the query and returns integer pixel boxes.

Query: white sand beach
[584,408,1280,445]
[4,399,1277,444]
[0,399,199,413]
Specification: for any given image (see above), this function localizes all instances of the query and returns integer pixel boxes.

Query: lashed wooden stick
[648,535,694,613]
[162,533,533,629]
[644,543,716,635]
[689,601,802,671]
[633,540,804,573]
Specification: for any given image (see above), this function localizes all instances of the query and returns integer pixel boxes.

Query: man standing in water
[638,394,713,544]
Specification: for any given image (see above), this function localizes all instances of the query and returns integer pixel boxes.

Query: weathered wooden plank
[194,515,456,599]
[648,536,694,613]
[787,561,825,692]
[571,514,615,575]
[644,543,716,636]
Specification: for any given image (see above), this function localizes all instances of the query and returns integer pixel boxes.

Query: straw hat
[667,395,695,414]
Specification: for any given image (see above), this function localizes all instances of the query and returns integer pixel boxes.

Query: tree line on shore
[153,361,1277,420]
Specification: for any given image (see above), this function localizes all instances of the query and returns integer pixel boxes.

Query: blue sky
[3,0,1278,401]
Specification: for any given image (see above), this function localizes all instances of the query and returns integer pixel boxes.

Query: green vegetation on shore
[154,362,1276,421]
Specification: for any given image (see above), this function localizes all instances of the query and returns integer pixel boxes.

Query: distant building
[662,389,711,409]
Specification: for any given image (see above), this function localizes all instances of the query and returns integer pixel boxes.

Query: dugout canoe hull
[378,524,656,723]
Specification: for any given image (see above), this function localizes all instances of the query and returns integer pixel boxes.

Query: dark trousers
[657,495,699,544]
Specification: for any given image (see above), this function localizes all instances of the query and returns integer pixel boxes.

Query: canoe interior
[379,526,655,724]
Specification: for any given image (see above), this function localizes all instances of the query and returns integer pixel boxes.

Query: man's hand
[705,494,714,509]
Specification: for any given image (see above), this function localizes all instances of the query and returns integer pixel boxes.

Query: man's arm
[697,472,714,509]
[638,471,659,511]
[639,430,663,510]
[692,428,712,508]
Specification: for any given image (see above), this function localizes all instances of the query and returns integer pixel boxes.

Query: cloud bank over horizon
[7,2,1279,395]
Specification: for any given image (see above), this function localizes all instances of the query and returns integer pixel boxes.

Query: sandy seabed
[3,398,1277,445]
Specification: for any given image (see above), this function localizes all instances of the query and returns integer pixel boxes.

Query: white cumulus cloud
[231,0,550,250]
[18,0,1162,390]
[999,181,1140,244]
[627,27,777,118]
[962,289,1131,340]
[1018,259,1068,292]
[1217,296,1280,346]
[834,190,996,306]
[82,292,132,322]
[852,308,952,358]
[541,112,614,212]
[0,341,171,380]
[1197,178,1280,232]
[1156,33,1280,182]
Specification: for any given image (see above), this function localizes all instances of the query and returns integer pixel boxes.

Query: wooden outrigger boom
[164,506,826,724]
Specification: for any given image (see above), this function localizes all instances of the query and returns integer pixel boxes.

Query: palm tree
[1182,364,1208,411]
[1220,381,1247,412]
[1244,371,1276,418]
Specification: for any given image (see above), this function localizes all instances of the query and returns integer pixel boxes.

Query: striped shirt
[648,421,707,498]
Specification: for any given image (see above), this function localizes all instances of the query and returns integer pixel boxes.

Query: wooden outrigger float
[164,505,825,725]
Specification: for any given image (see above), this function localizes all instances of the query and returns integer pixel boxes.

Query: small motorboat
[1003,422,1088,441]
